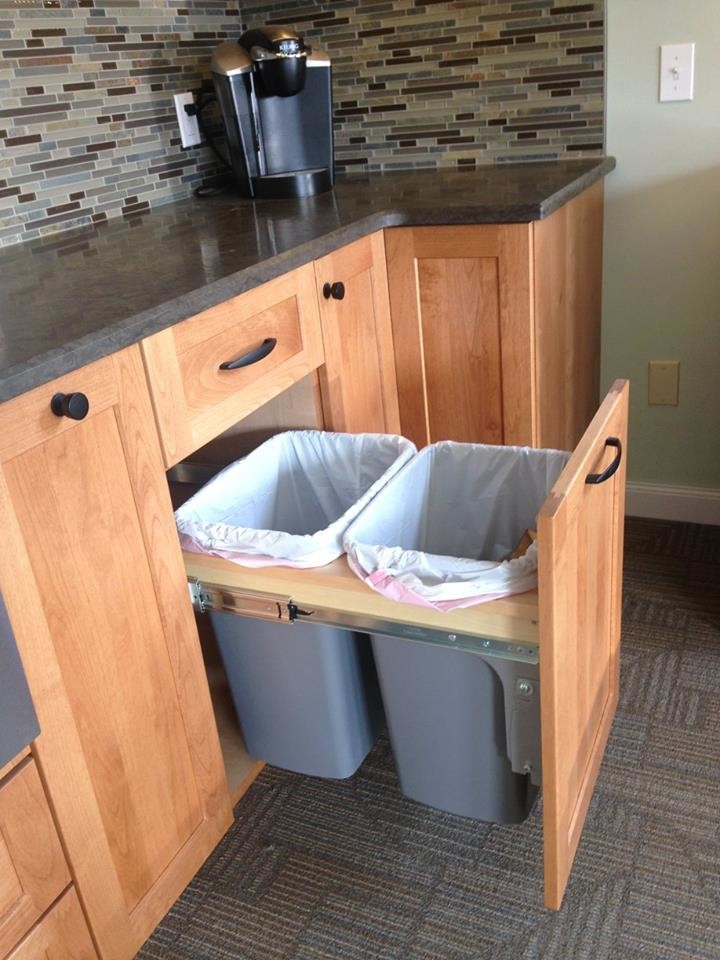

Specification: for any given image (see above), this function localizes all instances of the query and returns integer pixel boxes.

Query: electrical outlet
[648,361,680,405]
[173,92,202,148]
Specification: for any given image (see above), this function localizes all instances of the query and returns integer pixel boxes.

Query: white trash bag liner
[175,430,416,568]
[344,441,570,611]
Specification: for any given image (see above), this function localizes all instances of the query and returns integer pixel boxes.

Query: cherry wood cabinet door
[384,225,534,448]
[538,379,629,909]
[314,232,401,435]
[0,759,70,957]
[7,888,98,960]
[0,346,232,960]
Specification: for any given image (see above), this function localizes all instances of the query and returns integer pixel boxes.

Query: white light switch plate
[173,92,202,148]
[659,43,695,102]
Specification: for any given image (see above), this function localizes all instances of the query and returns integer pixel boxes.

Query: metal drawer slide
[188,576,542,784]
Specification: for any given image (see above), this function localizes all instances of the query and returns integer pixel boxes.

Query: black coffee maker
[211,26,334,199]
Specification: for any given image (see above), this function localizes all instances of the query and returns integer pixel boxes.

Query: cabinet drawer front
[7,887,98,960]
[178,296,302,415]
[0,759,71,957]
[142,264,324,466]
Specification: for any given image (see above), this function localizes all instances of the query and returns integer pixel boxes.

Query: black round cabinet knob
[50,392,90,421]
[322,281,345,301]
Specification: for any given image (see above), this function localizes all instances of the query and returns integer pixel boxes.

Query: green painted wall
[602,0,720,488]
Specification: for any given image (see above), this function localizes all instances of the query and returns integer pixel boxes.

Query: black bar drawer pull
[219,337,277,371]
[585,437,622,485]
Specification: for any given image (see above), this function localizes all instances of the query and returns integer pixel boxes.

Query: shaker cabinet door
[384,225,534,448]
[0,347,232,960]
[7,888,98,960]
[0,759,70,957]
[538,379,629,909]
[315,232,401,435]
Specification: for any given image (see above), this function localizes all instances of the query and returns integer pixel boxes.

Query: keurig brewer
[211,26,334,199]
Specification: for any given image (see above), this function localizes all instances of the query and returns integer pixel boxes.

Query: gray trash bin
[212,614,383,779]
[176,430,415,779]
[344,440,570,822]
[370,634,537,823]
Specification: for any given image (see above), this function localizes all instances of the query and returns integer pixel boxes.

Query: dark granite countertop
[0,157,614,403]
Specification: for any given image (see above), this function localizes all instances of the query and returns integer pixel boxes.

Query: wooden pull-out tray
[183,553,540,652]
[184,380,629,910]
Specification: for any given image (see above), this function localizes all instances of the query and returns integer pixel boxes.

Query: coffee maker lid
[210,32,330,78]
[211,40,252,77]
[240,26,307,59]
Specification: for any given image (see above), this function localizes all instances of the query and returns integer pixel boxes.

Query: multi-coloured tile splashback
[0,0,240,245]
[242,0,605,174]
[0,0,605,246]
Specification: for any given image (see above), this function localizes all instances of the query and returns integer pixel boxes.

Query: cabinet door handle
[585,437,622,484]
[50,392,90,420]
[219,337,278,371]
[322,281,345,300]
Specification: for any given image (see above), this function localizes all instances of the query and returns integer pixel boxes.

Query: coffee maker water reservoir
[211,26,334,199]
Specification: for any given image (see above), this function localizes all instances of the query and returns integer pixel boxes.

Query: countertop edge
[0,158,615,404]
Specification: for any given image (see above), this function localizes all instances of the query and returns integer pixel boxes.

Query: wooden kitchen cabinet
[0,753,97,960]
[184,380,629,910]
[384,182,604,450]
[7,888,98,960]
[0,757,70,958]
[0,347,232,960]
[314,233,401,434]
[141,262,325,468]
[0,180,610,956]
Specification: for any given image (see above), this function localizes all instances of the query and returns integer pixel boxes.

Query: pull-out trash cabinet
[185,381,629,910]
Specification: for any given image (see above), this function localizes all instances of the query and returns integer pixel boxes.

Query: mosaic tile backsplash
[1,0,605,246]
[243,0,605,174]
[0,0,239,245]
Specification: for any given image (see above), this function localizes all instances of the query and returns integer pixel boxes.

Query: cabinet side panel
[384,228,430,448]
[534,182,604,450]
[497,225,535,446]
[368,231,402,434]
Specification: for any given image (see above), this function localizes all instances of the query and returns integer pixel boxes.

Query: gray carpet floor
[139,518,720,960]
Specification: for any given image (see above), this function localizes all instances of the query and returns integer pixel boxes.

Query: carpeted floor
[139,518,720,960]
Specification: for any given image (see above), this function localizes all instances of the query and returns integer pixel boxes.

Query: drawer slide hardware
[188,579,296,622]
[188,578,537,662]
[188,576,542,783]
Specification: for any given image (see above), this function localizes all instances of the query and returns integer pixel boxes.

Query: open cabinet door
[538,379,629,909]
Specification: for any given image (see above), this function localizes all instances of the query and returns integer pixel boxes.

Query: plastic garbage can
[343,440,570,820]
[176,430,415,778]
[210,613,384,778]
[344,441,570,610]
[176,430,415,568]
[370,634,537,822]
